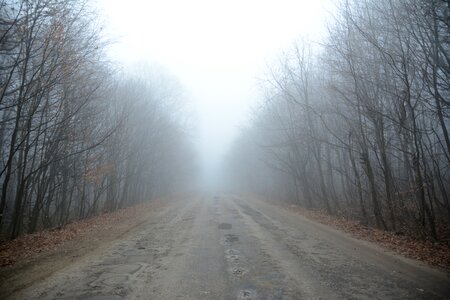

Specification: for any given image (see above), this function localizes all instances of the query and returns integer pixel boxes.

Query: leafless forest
[1,1,450,299]
[0,0,195,240]
[1,0,450,245]
[227,0,450,241]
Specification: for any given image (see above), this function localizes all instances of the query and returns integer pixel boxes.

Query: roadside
[272,201,450,270]
[0,198,171,298]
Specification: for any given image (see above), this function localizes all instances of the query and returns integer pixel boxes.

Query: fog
[1,2,450,296]
[96,0,331,186]
[1,0,448,249]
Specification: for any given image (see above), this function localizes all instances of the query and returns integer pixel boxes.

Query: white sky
[96,0,332,185]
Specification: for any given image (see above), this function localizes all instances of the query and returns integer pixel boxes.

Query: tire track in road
[226,197,336,300]
[8,194,450,300]
[139,195,231,299]
[14,196,200,300]
[231,196,449,300]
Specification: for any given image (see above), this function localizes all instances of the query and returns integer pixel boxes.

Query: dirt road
[5,194,450,299]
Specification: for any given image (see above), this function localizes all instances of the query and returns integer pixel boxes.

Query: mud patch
[218,223,232,230]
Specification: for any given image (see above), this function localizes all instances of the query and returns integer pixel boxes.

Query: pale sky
[95,0,332,185]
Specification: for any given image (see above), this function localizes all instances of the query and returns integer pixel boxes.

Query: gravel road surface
[7,194,450,299]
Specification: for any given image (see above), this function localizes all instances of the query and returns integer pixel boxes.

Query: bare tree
[226,0,450,241]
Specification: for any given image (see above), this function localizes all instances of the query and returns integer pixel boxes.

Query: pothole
[230,267,248,277]
[226,254,239,262]
[99,275,129,287]
[218,223,232,230]
[224,234,239,244]
[225,248,240,255]
[238,289,257,300]
[110,264,142,274]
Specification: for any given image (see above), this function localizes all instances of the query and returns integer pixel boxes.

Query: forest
[1,1,450,298]
[1,0,449,245]
[0,0,195,240]
[226,0,450,241]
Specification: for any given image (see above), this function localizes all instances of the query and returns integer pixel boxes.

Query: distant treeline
[0,0,195,240]
[227,0,450,240]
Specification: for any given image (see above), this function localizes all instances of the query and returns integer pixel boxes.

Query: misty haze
[0,0,449,299]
